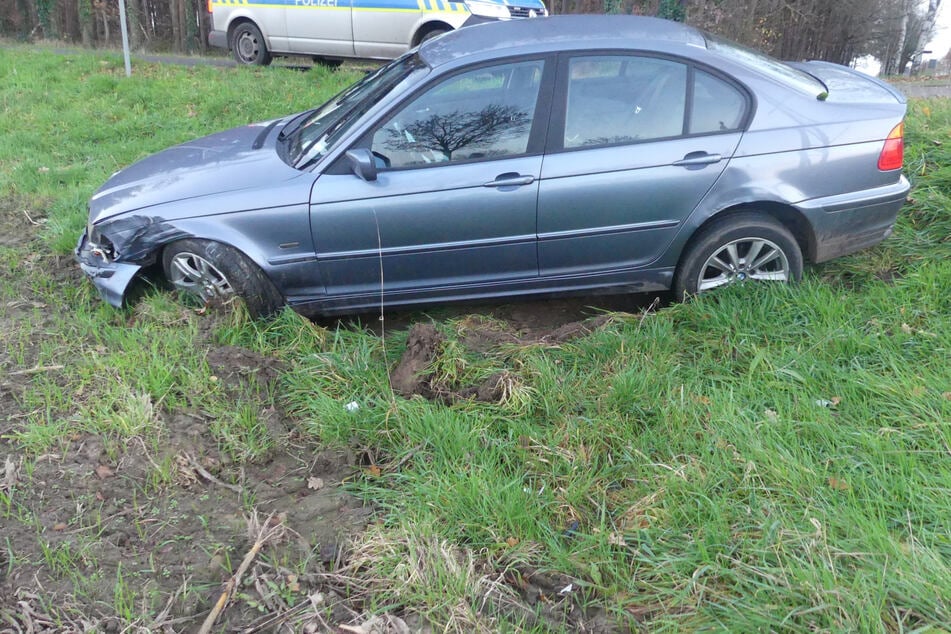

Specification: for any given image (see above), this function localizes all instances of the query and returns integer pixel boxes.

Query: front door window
[371,60,545,168]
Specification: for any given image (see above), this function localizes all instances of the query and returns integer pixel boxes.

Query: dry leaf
[307,476,324,491]
[901,323,913,334]
[286,573,300,592]
[764,408,778,420]
[505,536,519,547]
[828,477,850,491]
[942,392,951,401]
[608,532,626,546]
[366,465,381,478]
[95,465,114,479]
[830,396,842,406]
[53,522,67,531]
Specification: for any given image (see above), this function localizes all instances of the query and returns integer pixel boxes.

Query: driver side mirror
[346,149,378,182]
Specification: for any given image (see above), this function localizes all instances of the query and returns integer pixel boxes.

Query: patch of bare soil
[0,346,372,632]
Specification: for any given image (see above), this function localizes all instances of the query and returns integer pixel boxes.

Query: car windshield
[285,54,428,169]
[704,34,827,98]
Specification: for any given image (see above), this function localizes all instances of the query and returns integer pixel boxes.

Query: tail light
[207,0,213,12]
[877,122,904,171]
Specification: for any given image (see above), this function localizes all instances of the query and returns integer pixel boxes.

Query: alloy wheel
[697,237,790,291]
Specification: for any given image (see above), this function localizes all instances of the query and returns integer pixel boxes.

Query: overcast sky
[927,3,950,59]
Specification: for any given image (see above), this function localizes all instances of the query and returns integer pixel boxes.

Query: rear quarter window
[690,70,747,134]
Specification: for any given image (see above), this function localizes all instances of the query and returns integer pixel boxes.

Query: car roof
[419,15,707,67]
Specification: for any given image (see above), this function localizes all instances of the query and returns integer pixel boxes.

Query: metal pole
[117,0,132,77]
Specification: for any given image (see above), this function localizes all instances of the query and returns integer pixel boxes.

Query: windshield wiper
[277,108,318,141]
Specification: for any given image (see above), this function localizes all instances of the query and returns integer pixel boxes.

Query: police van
[208,0,549,66]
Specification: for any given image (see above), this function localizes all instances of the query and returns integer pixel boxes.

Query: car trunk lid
[788,61,906,105]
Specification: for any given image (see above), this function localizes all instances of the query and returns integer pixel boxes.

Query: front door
[310,58,552,301]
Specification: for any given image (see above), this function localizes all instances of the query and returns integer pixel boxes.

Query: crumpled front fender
[75,231,143,307]
[75,215,190,307]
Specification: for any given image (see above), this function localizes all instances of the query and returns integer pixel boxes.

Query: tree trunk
[169,0,181,52]
[100,5,110,45]
[15,0,36,39]
[79,0,93,46]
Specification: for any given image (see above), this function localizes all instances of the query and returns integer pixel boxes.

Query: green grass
[0,45,949,630]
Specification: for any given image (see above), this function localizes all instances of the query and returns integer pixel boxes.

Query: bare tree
[383,105,531,162]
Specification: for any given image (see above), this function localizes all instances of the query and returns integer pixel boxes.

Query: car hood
[89,118,303,224]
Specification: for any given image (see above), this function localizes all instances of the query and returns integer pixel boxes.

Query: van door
[352,0,425,59]
[286,0,355,57]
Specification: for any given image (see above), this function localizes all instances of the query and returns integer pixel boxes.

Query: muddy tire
[673,213,803,301]
[231,22,272,66]
[162,239,284,318]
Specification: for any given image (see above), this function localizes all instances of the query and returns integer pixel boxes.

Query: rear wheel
[162,239,284,318]
[674,213,803,301]
[231,22,272,66]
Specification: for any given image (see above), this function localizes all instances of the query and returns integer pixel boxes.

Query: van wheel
[232,22,272,66]
[419,27,450,44]
[673,213,802,301]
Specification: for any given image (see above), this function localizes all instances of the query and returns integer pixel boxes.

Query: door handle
[484,173,535,188]
[672,152,723,168]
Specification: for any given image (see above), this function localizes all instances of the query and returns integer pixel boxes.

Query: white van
[207,0,549,66]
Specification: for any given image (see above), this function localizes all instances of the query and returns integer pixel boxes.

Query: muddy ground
[0,199,661,632]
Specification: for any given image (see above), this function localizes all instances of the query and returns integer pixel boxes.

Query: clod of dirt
[541,314,613,344]
[456,371,506,403]
[389,323,444,398]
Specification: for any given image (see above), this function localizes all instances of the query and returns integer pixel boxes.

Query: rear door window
[563,55,688,148]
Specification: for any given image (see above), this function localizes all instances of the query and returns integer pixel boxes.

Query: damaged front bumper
[75,230,142,308]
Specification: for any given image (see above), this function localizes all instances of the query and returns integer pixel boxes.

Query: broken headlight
[87,223,117,261]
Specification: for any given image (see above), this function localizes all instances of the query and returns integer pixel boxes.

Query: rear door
[538,54,750,276]
[310,58,554,297]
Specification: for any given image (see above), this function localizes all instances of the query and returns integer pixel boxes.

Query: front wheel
[231,22,272,66]
[673,213,803,301]
[162,239,284,318]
